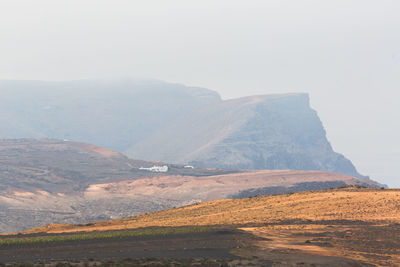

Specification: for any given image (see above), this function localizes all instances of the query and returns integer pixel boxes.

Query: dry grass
[23,187,400,234]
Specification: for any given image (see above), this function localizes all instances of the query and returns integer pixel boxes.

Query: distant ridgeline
[230,181,380,199]
[0,79,365,178]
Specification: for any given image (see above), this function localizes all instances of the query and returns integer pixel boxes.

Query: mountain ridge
[126,92,365,179]
[0,79,366,179]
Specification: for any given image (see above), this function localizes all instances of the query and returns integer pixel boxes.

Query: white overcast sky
[1,0,399,186]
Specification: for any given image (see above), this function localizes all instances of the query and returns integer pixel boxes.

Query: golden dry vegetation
[25,187,400,234]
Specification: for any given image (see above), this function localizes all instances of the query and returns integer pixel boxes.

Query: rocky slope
[0,80,365,178]
[0,139,378,233]
[127,93,364,178]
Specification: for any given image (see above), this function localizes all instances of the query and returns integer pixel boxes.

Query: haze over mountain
[127,93,362,178]
[1,1,398,188]
[0,79,220,151]
[0,79,366,179]
[0,2,397,265]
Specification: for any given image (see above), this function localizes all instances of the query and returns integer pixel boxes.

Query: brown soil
[0,228,371,266]
[240,221,400,266]
[0,230,241,264]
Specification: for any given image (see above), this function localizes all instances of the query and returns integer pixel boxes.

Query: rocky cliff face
[127,93,365,178]
[0,79,365,178]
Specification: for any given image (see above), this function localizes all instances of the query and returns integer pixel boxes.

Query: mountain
[127,93,364,178]
[0,79,366,178]
[0,139,377,233]
[0,79,220,151]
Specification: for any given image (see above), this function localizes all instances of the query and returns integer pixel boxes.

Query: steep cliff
[0,79,365,178]
[127,93,365,178]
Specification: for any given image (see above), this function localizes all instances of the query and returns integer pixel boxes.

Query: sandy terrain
[83,170,371,201]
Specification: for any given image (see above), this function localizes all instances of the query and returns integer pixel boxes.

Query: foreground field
[0,226,372,266]
[4,187,400,266]
[0,228,244,264]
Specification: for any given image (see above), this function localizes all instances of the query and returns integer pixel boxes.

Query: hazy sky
[1,0,399,186]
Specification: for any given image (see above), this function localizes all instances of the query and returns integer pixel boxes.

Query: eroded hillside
[0,139,377,233]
